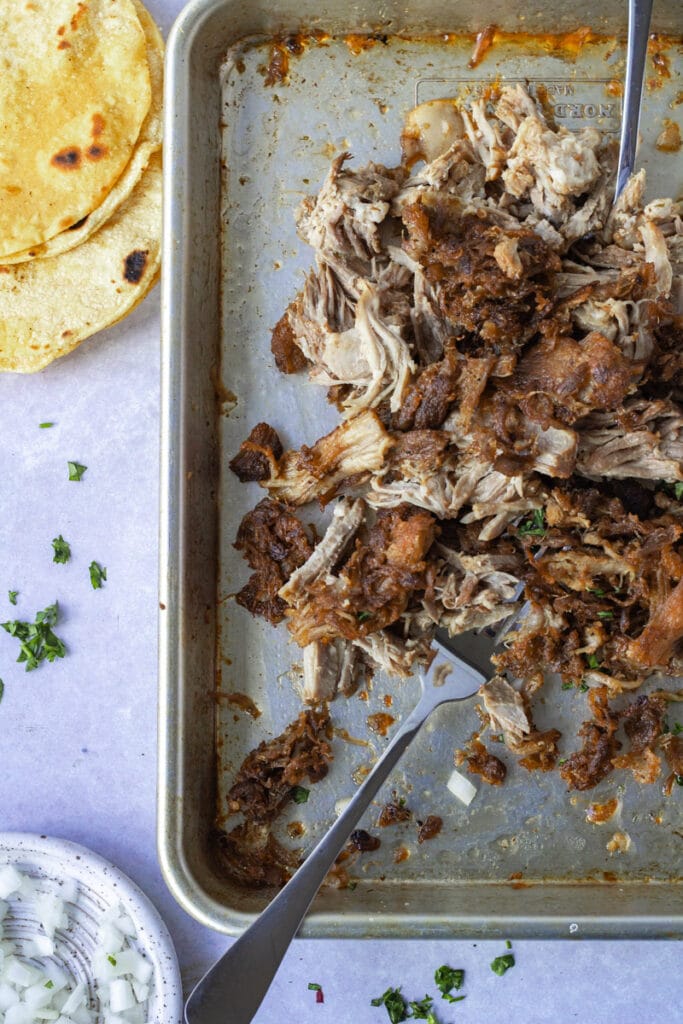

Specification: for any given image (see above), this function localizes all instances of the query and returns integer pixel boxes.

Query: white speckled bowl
[0,832,183,1024]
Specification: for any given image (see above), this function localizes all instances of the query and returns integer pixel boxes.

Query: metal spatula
[184,630,493,1024]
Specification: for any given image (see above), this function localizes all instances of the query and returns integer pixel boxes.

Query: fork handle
[184,697,431,1024]
[615,0,654,199]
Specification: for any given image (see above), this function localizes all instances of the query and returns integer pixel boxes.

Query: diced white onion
[60,981,87,1016]
[5,957,39,987]
[0,865,153,1024]
[446,768,478,806]
[6,1003,35,1024]
[0,981,21,1010]
[0,867,23,900]
[109,979,136,1013]
[131,980,149,1003]
[28,934,55,957]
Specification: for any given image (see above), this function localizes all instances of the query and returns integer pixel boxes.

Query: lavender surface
[0,2,680,1021]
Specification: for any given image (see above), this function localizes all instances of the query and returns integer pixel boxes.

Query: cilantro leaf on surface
[371,987,408,1023]
[434,965,464,1003]
[1,602,66,671]
[490,953,515,976]
[68,461,87,481]
[52,535,71,564]
[89,562,107,589]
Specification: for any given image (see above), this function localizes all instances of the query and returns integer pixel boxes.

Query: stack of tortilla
[0,0,163,372]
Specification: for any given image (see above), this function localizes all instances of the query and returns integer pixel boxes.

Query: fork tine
[492,599,530,645]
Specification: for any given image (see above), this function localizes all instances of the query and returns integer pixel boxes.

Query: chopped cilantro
[434,965,464,1003]
[562,682,574,690]
[39,422,54,429]
[1,603,66,671]
[505,939,512,949]
[675,482,683,501]
[597,610,613,620]
[490,953,515,976]
[371,987,408,1023]
[357,611,373,623]
[586,654,600,670]
[518,509,546,537]
[52,535,71,564]
[292,785,310,804]
[0,679,4,703]
[558,757,567,765]
[89,561,107,589]
[308,983,321,991]
[107,955,117,966]
[588,587,605,596]
[348,880,358,891]
[579,682,590,692]
[8,591,18,606]
[408,996,439,1022]
[68,461,87,481]
[44,980,54,989]
[673,722,683,736]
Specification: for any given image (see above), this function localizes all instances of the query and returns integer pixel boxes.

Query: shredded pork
[225,81,683,854]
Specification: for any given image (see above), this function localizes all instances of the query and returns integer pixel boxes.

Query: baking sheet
[216,33,683,894]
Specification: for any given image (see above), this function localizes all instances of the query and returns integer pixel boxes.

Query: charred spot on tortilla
[70,2,88,33]
[51,147,81,170]
[57,39,70,49]
[123,249,148,283]
[68,215,89,231]
[87,144,107,161]
[91,113,105,137]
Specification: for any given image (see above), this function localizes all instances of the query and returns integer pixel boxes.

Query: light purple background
[0,2,680,1021]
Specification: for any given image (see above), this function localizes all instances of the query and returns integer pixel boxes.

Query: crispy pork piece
[500,92,603,224]
[402,198,561,352]
[462,738,507,785]
[226,708,332,824]
[234,498,313,624]
[229,422,283,482]
[296,152,405,263]
[263,409,393,506]
[612,695,666,784]
[629,578,683,668]
[286,504,437,647]
[351,629,432,678]
[560,686,621,791]
[504,331,643,424]
[301,639,363,703]
[576,399,683,482]
[271,308,310,373]
[423,545,522,636]
[392,343,460,430]
[280,497,365,607]
[480,676,531,743]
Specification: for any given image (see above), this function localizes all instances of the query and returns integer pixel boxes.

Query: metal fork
[615,0,654,200]
[184,631,494,1024]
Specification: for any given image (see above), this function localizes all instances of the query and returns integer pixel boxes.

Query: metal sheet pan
[159,0,683,938]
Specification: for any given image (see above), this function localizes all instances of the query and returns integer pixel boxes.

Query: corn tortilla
[0,152,162,373]
[0,0,151,258]
[1,1,163,266]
